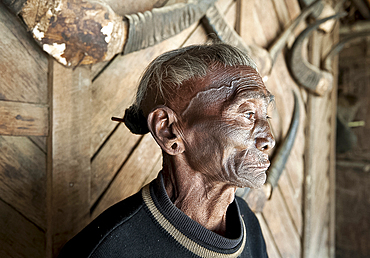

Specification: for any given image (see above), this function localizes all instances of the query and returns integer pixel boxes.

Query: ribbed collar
[143,173,246,256]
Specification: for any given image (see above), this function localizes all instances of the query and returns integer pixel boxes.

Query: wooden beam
[340,20,370,35]
[47,61,92,257]
[328,22,339,258]
[0,101,48,136]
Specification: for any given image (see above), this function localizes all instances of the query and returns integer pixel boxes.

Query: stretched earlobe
[147,106,185,155]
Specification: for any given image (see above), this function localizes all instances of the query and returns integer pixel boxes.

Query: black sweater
[58,174,268,257]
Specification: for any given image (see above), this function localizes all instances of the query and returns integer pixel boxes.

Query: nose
[255,120,275,152]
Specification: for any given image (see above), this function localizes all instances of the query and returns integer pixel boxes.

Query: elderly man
[59,43,275,257]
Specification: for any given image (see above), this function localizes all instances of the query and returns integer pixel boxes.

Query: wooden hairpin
[111,117,125,123]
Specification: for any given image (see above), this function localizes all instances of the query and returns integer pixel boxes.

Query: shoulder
[235,196,268,258]
[58,190,144,258]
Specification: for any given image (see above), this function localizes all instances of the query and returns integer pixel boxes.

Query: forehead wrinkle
[181,85,232,118]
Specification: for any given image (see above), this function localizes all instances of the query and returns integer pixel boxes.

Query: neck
[162,154,237,236]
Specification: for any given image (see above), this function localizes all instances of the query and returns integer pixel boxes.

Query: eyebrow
[231,86,273,103]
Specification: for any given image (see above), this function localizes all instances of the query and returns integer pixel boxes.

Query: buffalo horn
[123,0,217,54]
[201,5,271,76]
[287,12,346,95]
[323,31,370,71]
[266,91,300,192]
[268,0,324,69]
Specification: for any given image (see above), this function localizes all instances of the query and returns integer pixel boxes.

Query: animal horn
[323,31,370,71]
[123,0,217,54]
[287,12,346,95]
[268,0,324,68]
[201,5,271,76]
[266,91,300,192]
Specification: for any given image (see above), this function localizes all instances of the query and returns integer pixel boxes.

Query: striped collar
[142,174,246,257]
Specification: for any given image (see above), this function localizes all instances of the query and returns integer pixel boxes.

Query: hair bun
[123,106,149,135]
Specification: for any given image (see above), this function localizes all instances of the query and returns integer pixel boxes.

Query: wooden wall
[335,37,370,258]
[0,0,338,257]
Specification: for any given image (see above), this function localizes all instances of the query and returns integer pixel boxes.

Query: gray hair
[124,43,257,134]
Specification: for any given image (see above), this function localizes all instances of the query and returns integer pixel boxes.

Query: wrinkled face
[174,66,275,188]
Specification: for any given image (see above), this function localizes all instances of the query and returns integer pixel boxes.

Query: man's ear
[147,106,185,155]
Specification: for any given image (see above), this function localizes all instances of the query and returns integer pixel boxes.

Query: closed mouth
[248,162,270,170]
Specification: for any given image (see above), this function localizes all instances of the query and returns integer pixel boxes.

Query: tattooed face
[174,65,275,188]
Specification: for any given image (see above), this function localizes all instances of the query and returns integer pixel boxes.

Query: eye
[266,116,272,120]
[244,111,255,120]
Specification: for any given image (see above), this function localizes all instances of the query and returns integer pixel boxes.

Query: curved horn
[123,0,217,54]
[236,91,300,200]
[266,91,300,192]
[268,0,324,68]
[323,31,370,71]
[287,12,346,95]
[201,5,271,76]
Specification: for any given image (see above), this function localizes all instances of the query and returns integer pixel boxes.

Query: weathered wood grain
[271,0,291,28]
[328,23,339,258]
[92,134,161,219]
[239,0,268,47]
[284,0,301,20]
[0,135,46,229]
[28,136,47,153]
[0,198,45,258]
[254,0,281,47]
[48,61,92,256]
[277,171,302,236]
[0,2,47,104]
[263,189,301,258]
[141,157,162,187]
[303,29,334,258]
[0,101,48,136]
[256,213,282,258]
[91,125,141,204]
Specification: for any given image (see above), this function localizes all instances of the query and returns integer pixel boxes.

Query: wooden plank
[91,125,141,204]
[256,213,282,258]
[0,135,46,229]
[277,171,302,236]
[0,2,47,104]
[91,23,199,154]
[239,0,268,47]
[92,134,161,219]
[262,189,301,258]
[222,1,237,30]
[48,61,92,256]
[303,28,336,258]
[284,0,301,20]
[0,198,45,258]
[271,0,291,28]
[328,24,339,258]
[0,101,48,136]
[254,0,281,46]
[141,157,162,187]
[28,136,47,153]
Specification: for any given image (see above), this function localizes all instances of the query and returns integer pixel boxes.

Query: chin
[235,170,267,189]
